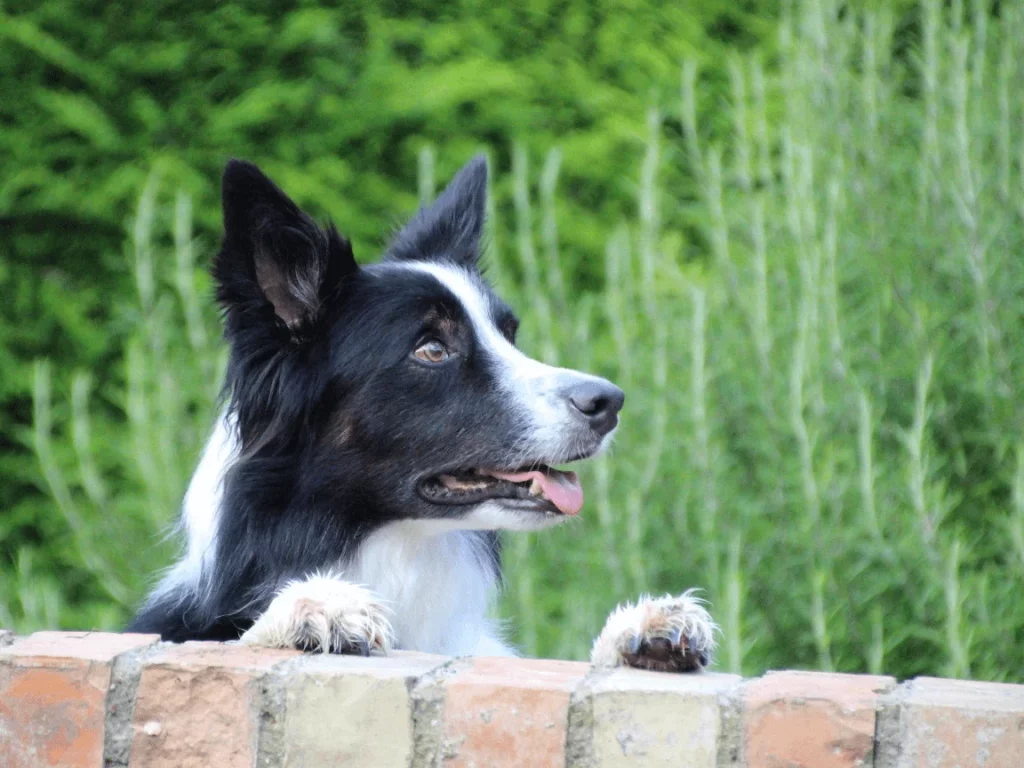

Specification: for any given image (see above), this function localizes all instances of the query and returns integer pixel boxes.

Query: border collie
[128,156,715,673]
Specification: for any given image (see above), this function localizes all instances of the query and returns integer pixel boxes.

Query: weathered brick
[278,650,447,767]
[0,631,160,768]
[438,656,589,768]
[876,677,1024,768]
[570,668,741,768]
[130,641,298,768]
[744,670,895,768]
[3,631,1021,768]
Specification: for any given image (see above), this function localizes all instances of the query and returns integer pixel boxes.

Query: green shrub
[496,0,1024,680]
[7,0,1024,683]
[0,0,777,618]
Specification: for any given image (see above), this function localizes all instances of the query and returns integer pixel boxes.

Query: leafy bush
[496,0,1024,680]
[0,0,775,625]
[6,0,1024,683]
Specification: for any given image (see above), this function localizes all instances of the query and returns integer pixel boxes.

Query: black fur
[130,155,622,644]
[129,157,529,641]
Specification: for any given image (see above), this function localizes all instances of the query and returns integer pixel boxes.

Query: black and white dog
[128,156,715,672]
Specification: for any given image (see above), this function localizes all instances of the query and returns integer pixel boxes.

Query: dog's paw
[240,572,393,655]
[590,591,717,673]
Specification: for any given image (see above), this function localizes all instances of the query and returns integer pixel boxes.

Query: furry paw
[590,591,717,673]
[240,573,393,655]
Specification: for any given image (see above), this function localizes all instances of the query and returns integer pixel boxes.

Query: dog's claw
[344,637,371,657]
[669,627,683,647]
[627,634,642,655]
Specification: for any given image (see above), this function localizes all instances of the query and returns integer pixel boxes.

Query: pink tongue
[486,469,584,516]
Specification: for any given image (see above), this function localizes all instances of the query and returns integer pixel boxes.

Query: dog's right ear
[386,154,488,268]
[214,160,357,339]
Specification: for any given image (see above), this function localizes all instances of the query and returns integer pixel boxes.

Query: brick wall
[1,630,1022,767]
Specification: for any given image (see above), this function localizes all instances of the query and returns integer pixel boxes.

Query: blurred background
[2,0,1023,682]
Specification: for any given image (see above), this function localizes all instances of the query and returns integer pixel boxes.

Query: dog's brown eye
[414,340,449,364]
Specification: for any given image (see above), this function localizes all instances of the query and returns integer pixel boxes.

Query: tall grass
[8,172,226,633]
[14,0,1024,681]
[498,0,1024,681]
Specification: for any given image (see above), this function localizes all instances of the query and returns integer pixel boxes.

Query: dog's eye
[413,340,450,365]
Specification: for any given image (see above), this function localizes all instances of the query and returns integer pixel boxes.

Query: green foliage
[4,0,1024,684]
[0,0,774,627]
[3,177,224,631]
[497,0,1024,681]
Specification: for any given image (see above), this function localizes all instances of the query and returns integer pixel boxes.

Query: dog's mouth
[418,464,585,516]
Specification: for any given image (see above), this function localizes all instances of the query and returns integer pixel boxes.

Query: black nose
[566,379,625,436]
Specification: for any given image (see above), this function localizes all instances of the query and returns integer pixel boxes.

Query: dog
[128,155,716,673]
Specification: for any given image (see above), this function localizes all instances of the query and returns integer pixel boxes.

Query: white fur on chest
[345,522,502,655]
[154,413,510,656]
[147,415,236,604]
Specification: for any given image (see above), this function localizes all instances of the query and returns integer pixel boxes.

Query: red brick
[883,677,1024,768]
[0,631,160,768]
[439,657,588,768]
[129,641,298,768]
[745,670,895,768]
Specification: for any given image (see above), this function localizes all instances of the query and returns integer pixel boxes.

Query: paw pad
[591,591,717,673]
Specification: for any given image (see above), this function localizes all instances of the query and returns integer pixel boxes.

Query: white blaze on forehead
[395,260,610,459]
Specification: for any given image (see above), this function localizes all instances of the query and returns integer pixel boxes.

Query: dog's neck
[347,521,501,654]
[158,412,505,654]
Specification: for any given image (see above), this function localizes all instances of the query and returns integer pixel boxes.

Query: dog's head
[214,156,623,532]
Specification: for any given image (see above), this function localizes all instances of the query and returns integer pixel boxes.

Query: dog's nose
[566,379,625,436]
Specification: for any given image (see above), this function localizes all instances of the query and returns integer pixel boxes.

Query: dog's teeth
[529,478,543,496]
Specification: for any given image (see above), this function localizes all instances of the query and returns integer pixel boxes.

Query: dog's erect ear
[387,154,487,267]
[215,160,357,336]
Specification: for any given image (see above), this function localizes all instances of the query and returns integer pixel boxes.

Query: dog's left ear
[387,154,487,268]
[215,160,358,338]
